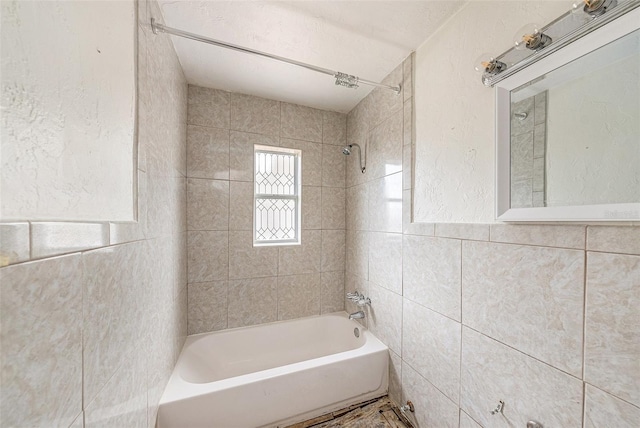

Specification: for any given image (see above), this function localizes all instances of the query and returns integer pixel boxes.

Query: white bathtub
[157,312,389,428]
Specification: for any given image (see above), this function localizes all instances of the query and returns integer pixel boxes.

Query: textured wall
[347,51,640,427]
[0,1,188,426]
[412,1,569,223]
[185,86,346,333]
[0,1,136,221]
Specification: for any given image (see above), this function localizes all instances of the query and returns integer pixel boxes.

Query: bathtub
[157,312,389,428]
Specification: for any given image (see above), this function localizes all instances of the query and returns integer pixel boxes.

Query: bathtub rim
[160,311,387,404]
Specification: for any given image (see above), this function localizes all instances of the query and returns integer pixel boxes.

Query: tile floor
[286,396,413,428]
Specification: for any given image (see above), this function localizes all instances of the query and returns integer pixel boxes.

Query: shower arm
[351,143,366,174]
[150,18,401,94]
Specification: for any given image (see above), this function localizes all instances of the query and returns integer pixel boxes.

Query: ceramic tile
[346,230,369,279]
[347,96,371,150]
[435,223,490,241]
[186,178,229,231]
[511,179,533,208]
[82,242,145,405]
[511,97,534,136]
[0,222,29,265]
[321,187,346,229]
[403,55,413,102]
[460,328,583,428]
[402,189,413,234]
[533,123,546,158]
[321,271,345,314]
[84,353,146,428]
[321,229,345,272]
[403,235,461,320]
[534,91,547,125]
[229,231,278,279]
[69,412,84,428]
[402,144,412,191]
[490,224,585,249]
[187,231,229,282]
[321,144,346,188]
[368,232,402,294]
[228,277,278,328]
[187,85,229,129]
[186,125,229,180]
[188,281,228,334]
[230,131,279,182]
[229,181,253,231]
[368,109,403,180]
[587,225,640,255]
[346,183,369,231]
[370,64,404,129]
[230,93,280,136]
[369,173,403,233]
[31,222,109,259]
[511,132,533,184]
[460,411,482,428]
[533,191,545,207]
[389,350,402,406]
[584,384,640,428]
[403,299,461,403]
[278,230,322,275]
[278,273,321,320]
[301,186,322,230]
[345,135,369,188]
[366,283,402,354]
[0,255,82,427]
[403,100,412,147]
[281,138,322,187]
[462,241,584,376]
[532,157,544,192]
[402,362,459,428]
[585,251,640,406]
[322,111,347,146]
[281,102,323,143]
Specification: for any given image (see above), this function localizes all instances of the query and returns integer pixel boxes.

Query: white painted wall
[546,53,640,206]
[1,0,136,221]
[412,1,569,223]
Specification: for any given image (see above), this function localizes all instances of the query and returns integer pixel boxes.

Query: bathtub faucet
[349,311,365,320]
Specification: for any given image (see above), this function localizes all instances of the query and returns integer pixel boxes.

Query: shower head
[341,144,366,174]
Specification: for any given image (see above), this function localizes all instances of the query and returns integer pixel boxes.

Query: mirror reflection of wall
[509,28,640,209]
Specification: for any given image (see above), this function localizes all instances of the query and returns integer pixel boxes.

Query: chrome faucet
[349,311,365,320]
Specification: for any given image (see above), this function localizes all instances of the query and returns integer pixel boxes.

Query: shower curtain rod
[151,18,402,94]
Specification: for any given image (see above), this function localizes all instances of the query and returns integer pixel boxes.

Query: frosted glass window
[254,146,301,246]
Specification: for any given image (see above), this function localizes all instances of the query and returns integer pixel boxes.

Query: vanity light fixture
[475,0,639,86]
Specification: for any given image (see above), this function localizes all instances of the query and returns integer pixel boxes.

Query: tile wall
[0,1,188,427]
[510,92,547,208]
[185,86,347,334]
[346,54,640,427]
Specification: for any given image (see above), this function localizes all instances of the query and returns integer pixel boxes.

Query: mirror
[496,8,640,221]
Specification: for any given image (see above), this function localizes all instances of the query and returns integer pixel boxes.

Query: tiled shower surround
[185,86,347,333]
[346,55,640,427]
[0,2,188,426]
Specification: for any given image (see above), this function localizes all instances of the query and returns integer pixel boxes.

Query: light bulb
[473,53,496,73]
[513,23,552,51]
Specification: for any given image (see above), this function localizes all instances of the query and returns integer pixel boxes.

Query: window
[253,145,301,246]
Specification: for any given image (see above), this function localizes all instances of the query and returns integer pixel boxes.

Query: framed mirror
[496,6,640,222]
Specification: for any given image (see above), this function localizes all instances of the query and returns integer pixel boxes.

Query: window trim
[253,145,302,247]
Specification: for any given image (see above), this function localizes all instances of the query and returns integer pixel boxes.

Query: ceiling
[158,1,465,113]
